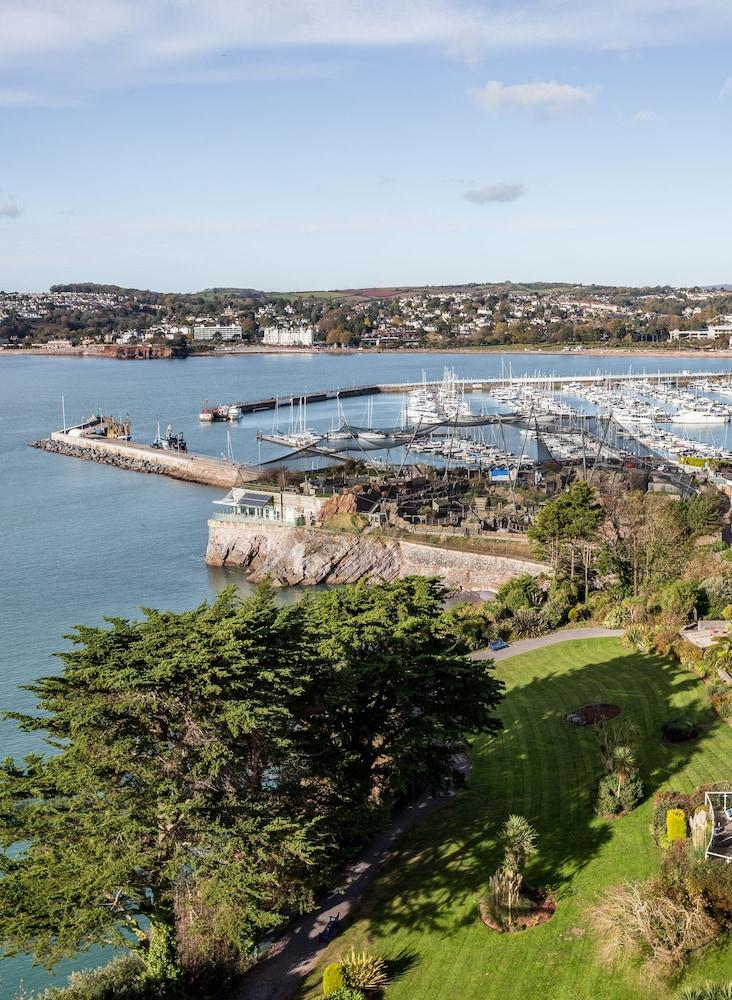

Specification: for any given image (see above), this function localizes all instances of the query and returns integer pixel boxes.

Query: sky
[1,0,731,292]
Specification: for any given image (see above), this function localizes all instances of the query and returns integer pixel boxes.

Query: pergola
[705,791,732,862]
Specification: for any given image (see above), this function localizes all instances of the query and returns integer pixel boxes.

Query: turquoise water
[1,349,731,995]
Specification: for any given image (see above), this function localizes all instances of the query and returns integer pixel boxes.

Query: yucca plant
[340,948,388,992]
[511,607,547,639]
[499,814,538,926]
[680,982,732,1000]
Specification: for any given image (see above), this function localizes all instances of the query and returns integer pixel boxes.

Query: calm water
[2,349,732,995]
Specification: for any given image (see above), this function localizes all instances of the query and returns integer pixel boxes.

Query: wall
[205,519,549,592]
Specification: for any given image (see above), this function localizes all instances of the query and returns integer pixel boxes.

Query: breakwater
[31,433,263,487]
[205,518,549,591]
[212,368,731,418]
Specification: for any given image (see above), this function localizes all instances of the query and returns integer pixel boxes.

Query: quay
[210,369,729,418]
[32,426,266,488]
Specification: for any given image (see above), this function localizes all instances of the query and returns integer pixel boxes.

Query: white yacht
[670,408,728,425]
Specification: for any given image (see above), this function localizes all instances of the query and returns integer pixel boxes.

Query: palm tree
[499,814,539,925]
[612,744,636,800]
[501,814,538,874]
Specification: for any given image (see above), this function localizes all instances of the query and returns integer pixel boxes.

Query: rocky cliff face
[207,522,401,585]
[206,520,548,591]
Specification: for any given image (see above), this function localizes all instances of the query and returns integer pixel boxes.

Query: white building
[192,324,243,342]
[669,325,732,342]
[262,325,314,347]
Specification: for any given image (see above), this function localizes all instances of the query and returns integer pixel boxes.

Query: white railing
[705,791,732,861]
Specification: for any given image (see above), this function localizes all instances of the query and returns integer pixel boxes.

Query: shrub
[677,641,709,678]
[323,962,346,996]
[541,597,570,629]
[495,575,544,613]
[34,955,149,1000]
[652,626,680,658]
[667,809,688,842]
[511,608,547,639]
[567,603,591,623]
[589,878,718,983]
[662,716,699,742]
[679,983,732,1000]
[700,575,732,619]
[439,602,496,651]
[595,774,619,817]
[323,990,366,1000]
[618,776,644,813]
[623,624,654,654]
[602,605,631,629]
[340,949,388,993]
[709,688,732,719]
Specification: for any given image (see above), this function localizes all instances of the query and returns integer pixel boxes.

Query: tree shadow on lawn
[362,648,716,936]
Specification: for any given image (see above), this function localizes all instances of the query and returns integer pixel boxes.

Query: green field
[301,638,732,999]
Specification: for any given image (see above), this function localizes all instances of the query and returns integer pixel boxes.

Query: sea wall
[32,433,261,487]
[205,519,548,591]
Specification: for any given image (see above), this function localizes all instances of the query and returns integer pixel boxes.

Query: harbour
[6,349,732,997]
[33,365,732,487]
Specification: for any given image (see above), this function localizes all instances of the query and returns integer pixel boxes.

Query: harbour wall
[205,519,549,591]
[33,432,263,487]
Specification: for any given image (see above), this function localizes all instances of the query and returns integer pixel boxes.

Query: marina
[31,364,732,486]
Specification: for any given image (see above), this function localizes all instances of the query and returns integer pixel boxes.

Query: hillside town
[2,282,732,355]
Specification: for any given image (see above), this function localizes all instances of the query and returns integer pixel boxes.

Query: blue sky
[1,0,731,291]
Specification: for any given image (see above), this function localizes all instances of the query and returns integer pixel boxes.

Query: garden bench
[318,913,340,944]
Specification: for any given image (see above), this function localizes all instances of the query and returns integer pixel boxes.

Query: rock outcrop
[207,522,401,585]
[206,520,549,591]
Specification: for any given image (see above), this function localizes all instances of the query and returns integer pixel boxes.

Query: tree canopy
[0,578,503,987]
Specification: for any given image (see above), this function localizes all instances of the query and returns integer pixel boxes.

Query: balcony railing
[211,512,305,526]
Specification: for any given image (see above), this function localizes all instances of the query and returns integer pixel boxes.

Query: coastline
[4,345,732,361]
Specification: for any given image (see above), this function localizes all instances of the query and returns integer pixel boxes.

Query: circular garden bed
[567,703,621,726]
[479,887,556,933]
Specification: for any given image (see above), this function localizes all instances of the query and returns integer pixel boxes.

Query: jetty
[31,418,266,488]
[206,369,729,419]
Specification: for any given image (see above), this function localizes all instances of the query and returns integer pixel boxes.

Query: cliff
[206,520,548,591]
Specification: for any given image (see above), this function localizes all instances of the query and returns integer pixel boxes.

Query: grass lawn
[299,638,732,1000]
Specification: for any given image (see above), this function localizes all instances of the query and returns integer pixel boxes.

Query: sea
[2,349,732,996]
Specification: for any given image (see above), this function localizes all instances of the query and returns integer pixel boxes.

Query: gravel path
[233,755,471,1000]
[471,627,624,662]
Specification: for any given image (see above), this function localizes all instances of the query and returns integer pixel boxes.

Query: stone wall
[205,519,548,591]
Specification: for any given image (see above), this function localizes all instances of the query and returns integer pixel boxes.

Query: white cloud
[471,80,595,119]
[722,77,732,97]
[0,1,732,101]
[634,109,661,121]
[462,183,525,204]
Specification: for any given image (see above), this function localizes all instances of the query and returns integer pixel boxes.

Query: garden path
[233,755,471,1000]
[471,627,624,662]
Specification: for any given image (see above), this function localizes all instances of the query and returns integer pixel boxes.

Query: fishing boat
[152,423,187,451]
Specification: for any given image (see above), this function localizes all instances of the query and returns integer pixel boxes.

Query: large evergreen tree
[0,578,503,985]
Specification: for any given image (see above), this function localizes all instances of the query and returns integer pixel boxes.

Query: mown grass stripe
[298,639,732,1000]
